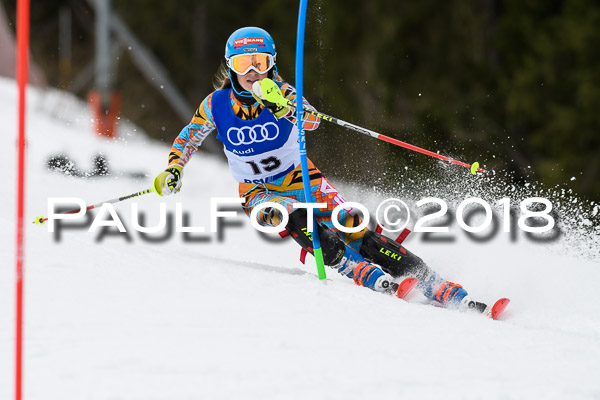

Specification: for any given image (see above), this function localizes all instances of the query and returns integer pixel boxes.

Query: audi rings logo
[227,122,280,146]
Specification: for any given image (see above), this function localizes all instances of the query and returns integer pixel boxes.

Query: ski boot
[431,280,493,315]
[334,246,395,293]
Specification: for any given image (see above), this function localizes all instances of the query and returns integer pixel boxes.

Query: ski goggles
[227,53,276,75]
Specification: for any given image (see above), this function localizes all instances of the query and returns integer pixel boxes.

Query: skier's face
[236,70,268,93]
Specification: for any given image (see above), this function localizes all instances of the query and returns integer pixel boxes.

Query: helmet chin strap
[228,67,278,106]
[228,69,255,104]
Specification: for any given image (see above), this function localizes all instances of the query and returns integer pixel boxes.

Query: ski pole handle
[33,187,155,225]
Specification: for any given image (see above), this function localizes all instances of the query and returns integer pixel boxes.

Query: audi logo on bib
[227,122,280,146]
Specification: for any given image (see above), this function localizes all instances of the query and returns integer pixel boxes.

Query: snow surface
[1,77,600,399]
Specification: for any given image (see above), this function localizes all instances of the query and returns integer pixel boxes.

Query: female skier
[153,26,485,312]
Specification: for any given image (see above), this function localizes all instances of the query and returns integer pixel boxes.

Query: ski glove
[251,78,290,119]
[153,165,183,196]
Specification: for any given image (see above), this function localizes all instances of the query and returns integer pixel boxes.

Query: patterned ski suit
[168,82,367,252]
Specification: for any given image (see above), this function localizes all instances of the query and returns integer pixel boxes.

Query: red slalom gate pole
[16,0,30,399]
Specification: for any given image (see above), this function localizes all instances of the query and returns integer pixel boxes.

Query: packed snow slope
[1,77,599,399]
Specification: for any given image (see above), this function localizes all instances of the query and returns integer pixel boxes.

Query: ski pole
[287,101,485,174]
[33,187,155,225]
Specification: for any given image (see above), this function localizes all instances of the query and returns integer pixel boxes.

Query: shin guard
[285,208,345,266]
[359,230,430,280]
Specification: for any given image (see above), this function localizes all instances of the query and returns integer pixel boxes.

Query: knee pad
[285,208,345,266]
[359,230,429,279]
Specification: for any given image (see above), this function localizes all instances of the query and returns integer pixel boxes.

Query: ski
[393,277,418,299]
[462,297,510,320]
[485,298,511,320]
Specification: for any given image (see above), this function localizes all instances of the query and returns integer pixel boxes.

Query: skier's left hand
[153,165,183,196]
[252,78,290,119]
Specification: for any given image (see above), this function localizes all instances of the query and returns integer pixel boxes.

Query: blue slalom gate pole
[295,0,327,280]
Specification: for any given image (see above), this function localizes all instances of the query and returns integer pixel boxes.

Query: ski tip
[396,277,418,300]
[490,298,510,320]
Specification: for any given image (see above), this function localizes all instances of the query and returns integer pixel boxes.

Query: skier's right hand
[153,165,183,196]
[252,78,290,119]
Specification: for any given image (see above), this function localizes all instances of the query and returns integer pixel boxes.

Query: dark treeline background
[3,0,599,200]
